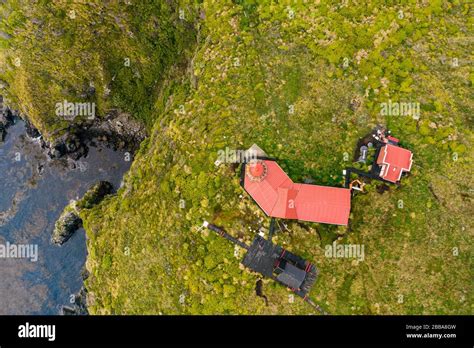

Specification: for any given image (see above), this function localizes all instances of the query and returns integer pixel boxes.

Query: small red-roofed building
[376,143,413,183]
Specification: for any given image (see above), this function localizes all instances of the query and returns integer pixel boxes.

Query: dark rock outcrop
[2,96,146,160]
[47,132,88,160]
[61,286,89,315]
[84,109,147,152]
[76,181,114,210]
[52,208,82,245]
[0,102,15,142]
[52,181,114,245]
[24,118,41,138]
[39,110,146,161]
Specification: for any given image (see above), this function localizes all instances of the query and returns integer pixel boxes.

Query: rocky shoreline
[45,110,147,161]
[1,98,146,162]
[0,100,17,142]
[61,286,89,315]
[1,98,144,315]
[33,109,147,162]
[62,268,90,316]
[54,180,115,316]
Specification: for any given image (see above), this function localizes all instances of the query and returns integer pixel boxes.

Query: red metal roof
[376,143,413,183]
[249,162,265,177]
[243,160,351,225]
[387,135,399,144]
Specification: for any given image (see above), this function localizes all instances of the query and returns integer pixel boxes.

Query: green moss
[0,1,197,140]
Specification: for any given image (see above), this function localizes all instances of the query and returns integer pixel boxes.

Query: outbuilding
[376,143,413,183]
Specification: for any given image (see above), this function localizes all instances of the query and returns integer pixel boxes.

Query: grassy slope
[0,0,196,138]
[1,1,472,314]
[80,1,472,314]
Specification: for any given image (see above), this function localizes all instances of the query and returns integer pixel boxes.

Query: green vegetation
[2,1,473,314]
[0,0,196,138]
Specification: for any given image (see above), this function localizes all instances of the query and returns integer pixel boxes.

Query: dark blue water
[0,119,131,314]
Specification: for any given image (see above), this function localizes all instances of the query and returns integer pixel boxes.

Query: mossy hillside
[0,0,197,139]
[82,1,472,314]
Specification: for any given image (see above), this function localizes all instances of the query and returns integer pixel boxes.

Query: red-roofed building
[242,159,351,226]
[376,143,413,183]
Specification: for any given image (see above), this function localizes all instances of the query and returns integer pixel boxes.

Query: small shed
[376,143,413,183]
[242,235,317,296]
